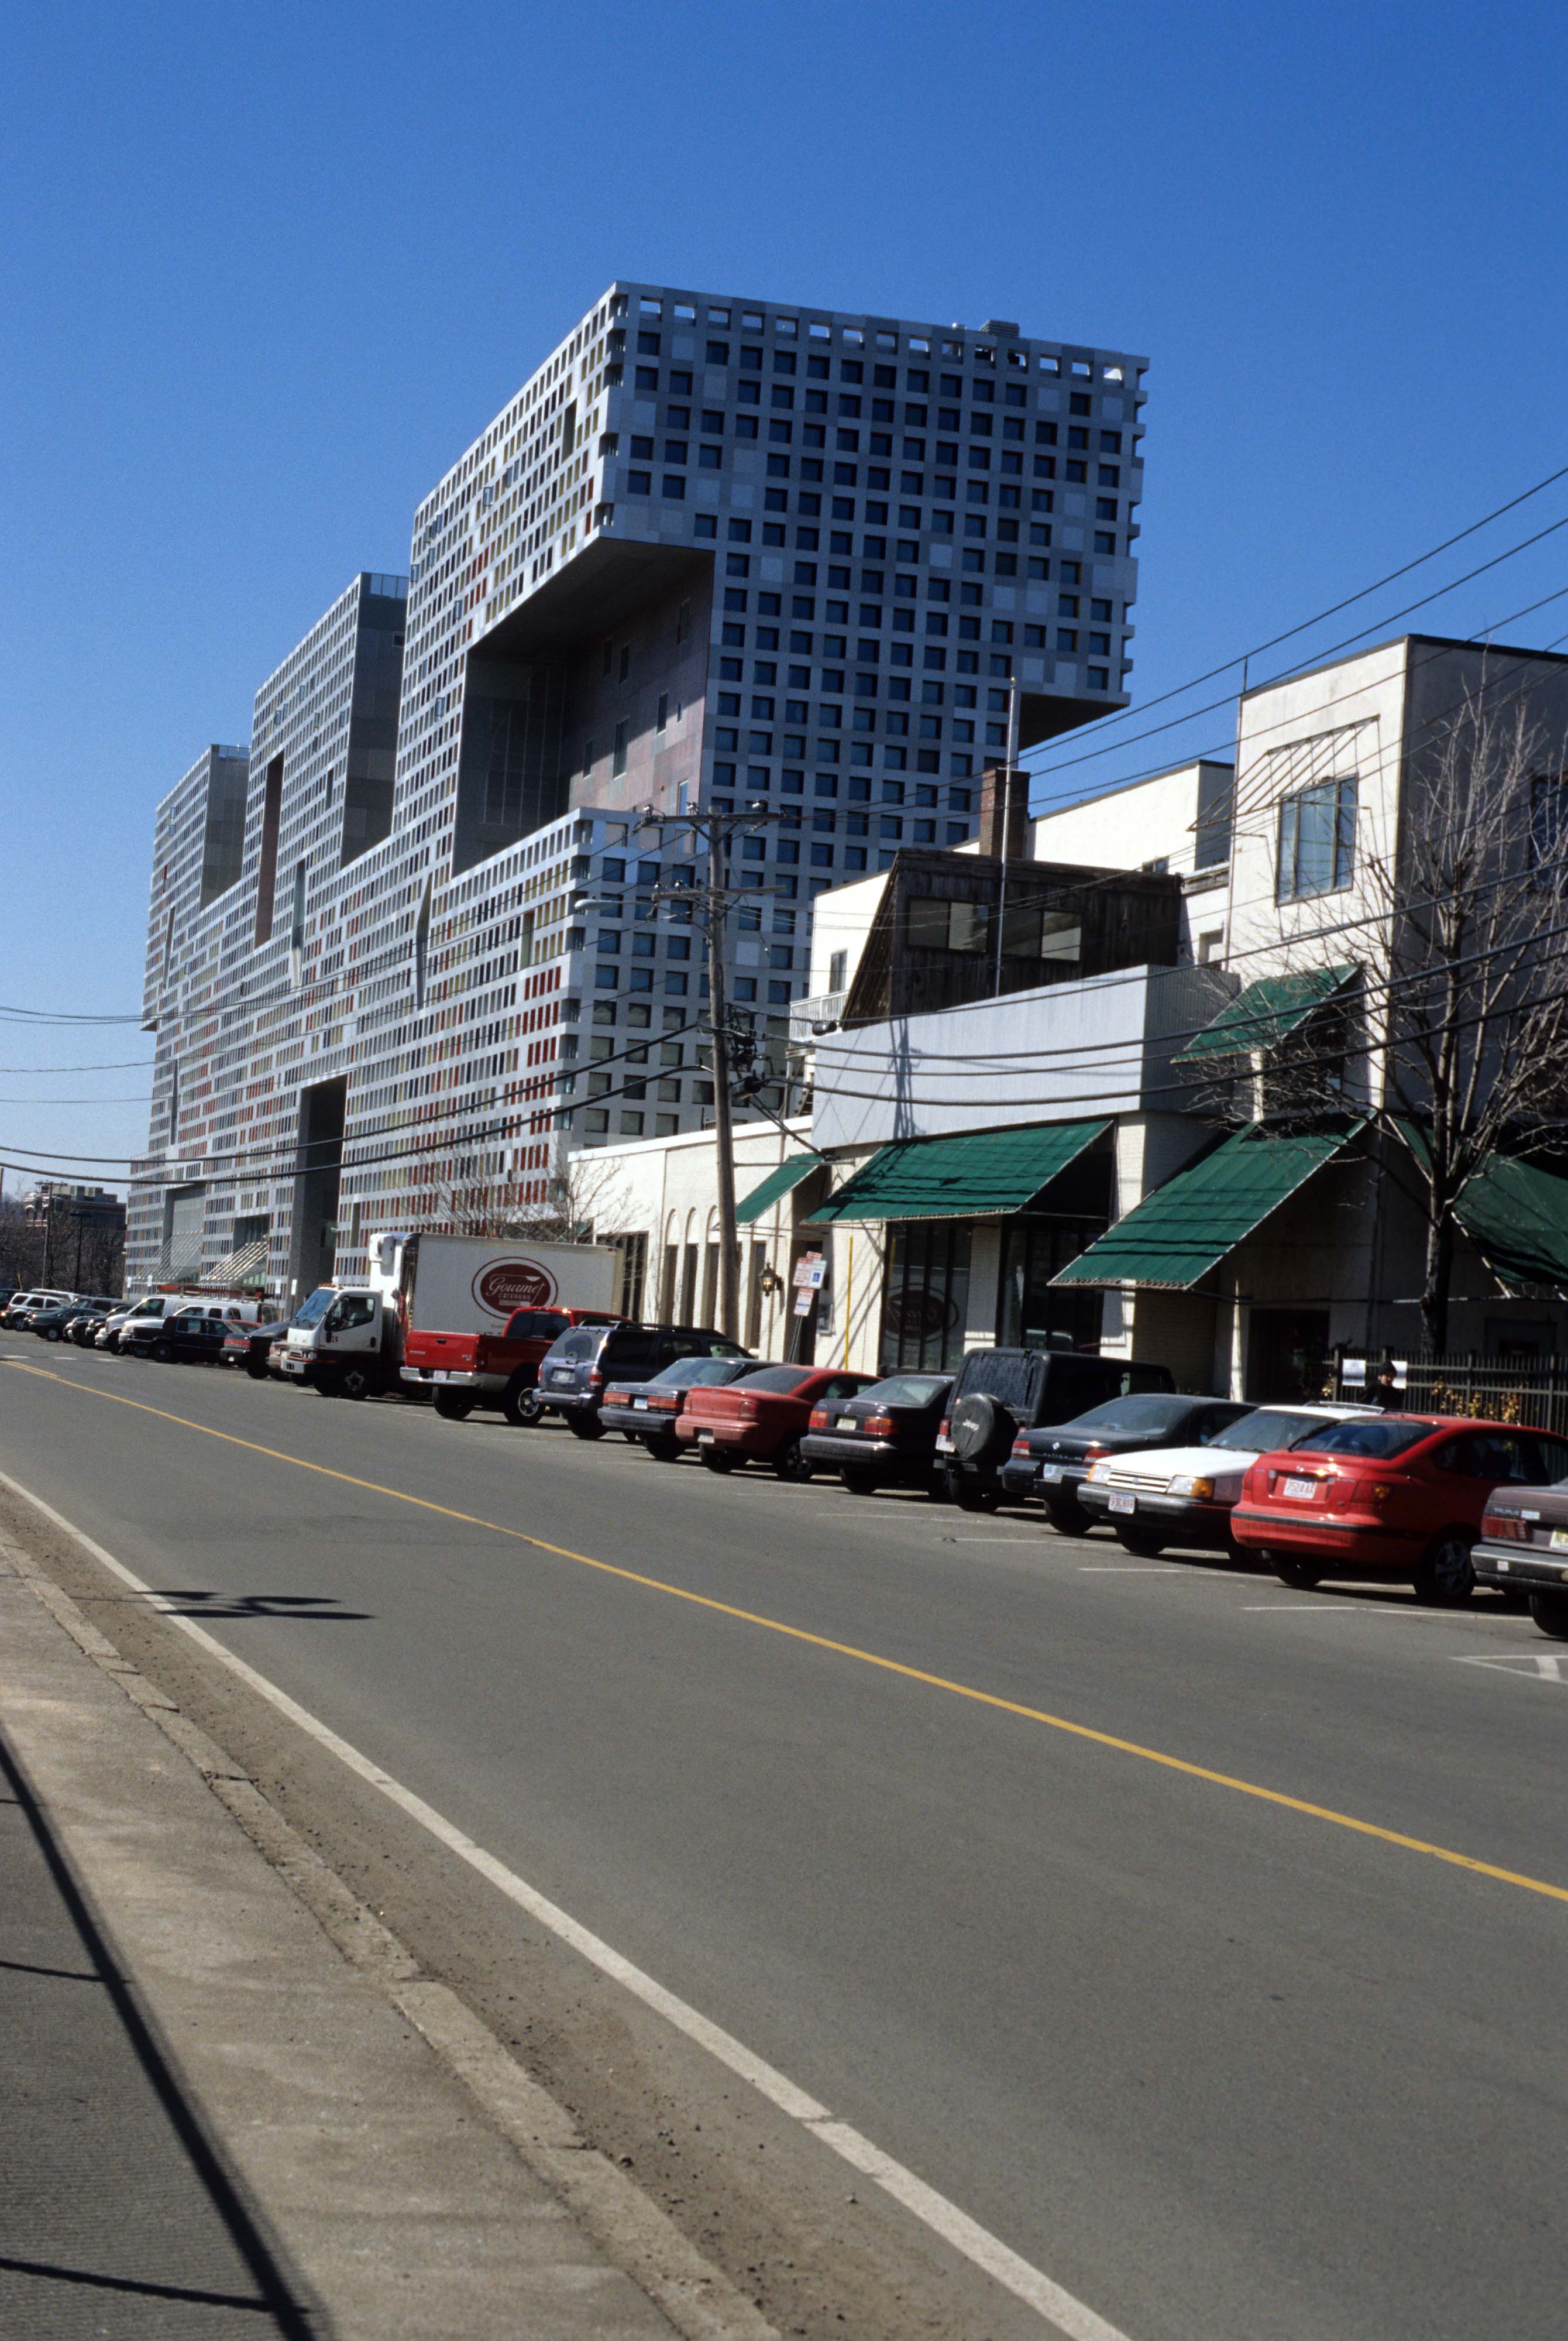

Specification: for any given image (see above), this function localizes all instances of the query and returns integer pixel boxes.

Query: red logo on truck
[472,1259,558,1316]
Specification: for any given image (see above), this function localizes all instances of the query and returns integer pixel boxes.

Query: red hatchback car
[1231,1413,1568,1603]
[677,1364,879,1481]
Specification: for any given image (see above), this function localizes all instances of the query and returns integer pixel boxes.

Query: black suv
[536,1323,752,1438]
[937,1345,1175,1511]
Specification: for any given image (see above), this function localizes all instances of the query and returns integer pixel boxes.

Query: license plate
[837,1416,859,1430]
[551,1370,574,1384]
[1108,1492,1136,1515]
[697,1429,714,1444]
[1037,1464,1063,1483]
[431,1369,451,1382]
[1283,1477,1319,1501]
[1552,1529,1568,1552]
[936,1434,954,1453]
[634,1398,648,1410]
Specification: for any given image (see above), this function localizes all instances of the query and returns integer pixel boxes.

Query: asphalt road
[4,1338,1567,2341]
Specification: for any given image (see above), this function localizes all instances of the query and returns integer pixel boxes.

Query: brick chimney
[978,763,1029,861]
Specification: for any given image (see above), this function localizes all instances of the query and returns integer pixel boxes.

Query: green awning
[1174,964,1359,1063]
[734,1154,821,1225]
[1453,1154,1568,1298]
[808,1118,1110,1224]
[1053,1121,1363,1289]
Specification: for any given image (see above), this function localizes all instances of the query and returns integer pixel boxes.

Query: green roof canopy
[1174,964,1359,1064]
[808,1118,1110,1224]
[1053,1121,1363,1289]
[734,1155,821,1225]
[1453,1154,1568,1299]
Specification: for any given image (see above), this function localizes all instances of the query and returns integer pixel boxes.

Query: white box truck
[276,1231,620,1401]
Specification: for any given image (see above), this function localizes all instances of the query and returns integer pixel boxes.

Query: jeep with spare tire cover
[936,1345,1175,1511]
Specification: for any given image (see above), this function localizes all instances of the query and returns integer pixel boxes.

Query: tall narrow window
[676,600,691,644]
[413,880,431,1008]
[656,693,669,734]
[290,860,307,952]
[1277,775,1356,902]
[253,756,283,944]
[613,720,630,776]
[167,1059,180,1145]
[163,905,177,980]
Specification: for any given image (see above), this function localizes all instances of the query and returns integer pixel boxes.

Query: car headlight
[1167,1475,1215,1499]
[1086,1461,1110,1483]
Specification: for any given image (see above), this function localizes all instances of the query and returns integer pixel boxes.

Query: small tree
[1198,692,1568,1350]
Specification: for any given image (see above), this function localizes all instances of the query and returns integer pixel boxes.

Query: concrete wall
[1029,758,1232,877]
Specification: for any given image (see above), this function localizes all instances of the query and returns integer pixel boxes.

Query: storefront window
[879,1221,972,1371]
[997,1218,1103,1350]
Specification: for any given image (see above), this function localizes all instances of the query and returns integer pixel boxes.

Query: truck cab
[276,1285,388,1399]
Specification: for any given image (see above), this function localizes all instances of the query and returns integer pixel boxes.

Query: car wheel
[642,1434,680,1463]
[567,1413,605,1440]
[43,1327,60,1342]
[246,1360,269,1380]
[842,1467,879,1498]
[501,1375,542,1428]
[314,1374,342,1400]
[774,1437,814,1484]
[433,1389,475,1421]
[1115,1527,1166,1558]
[1044,1499,1092,1537]
[951,1477,999,1513]
[338,1365,373,1401]
[700,1448,737,1472]
[1528,1591,1568,1639]
[1414,1530,1476,1607]
[151,1340,174,1364]
[1271,1556,1323,1591]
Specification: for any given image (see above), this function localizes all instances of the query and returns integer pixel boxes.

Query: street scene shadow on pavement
[0,1727,316,2339]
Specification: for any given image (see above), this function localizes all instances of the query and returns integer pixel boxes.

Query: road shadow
[141,1591,374,1622]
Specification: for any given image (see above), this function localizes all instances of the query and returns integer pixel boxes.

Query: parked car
[802,1371,955,1495]
[536,1323,753,1437]
[222,1319,295,1377]
[70,1305,119,1346]
[32,1296,117,1343]
[5,1289,76,1329]
[1000,1391,1257,1534]
[102,1293,263,1352]
[1232,1415,1568,1603]
[936,1346,1177,1512]
[412,1305,627,1423]
[678,1365,881,1481]
[123,1307,231,1365]
[1474,1465,1568,1635]
[1078,1403,1377,1557]
[601,1355,770,1458]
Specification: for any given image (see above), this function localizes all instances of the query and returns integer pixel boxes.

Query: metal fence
[1333,1351,1568,1436]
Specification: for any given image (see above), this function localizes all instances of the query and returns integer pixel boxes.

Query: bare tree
[1192,692,1568,1350]
[426,1149,634,1247]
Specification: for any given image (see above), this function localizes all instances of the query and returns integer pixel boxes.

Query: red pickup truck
[409,1306,624,1424]
[677,1364,879,1481]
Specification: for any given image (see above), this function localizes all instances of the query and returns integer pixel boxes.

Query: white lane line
[1452,1652,1568,1681]
[1078,1564,1193,1574]
[1240,1603,1359,1612]
[0,1466,1134,2341]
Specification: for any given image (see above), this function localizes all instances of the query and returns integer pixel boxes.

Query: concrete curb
[0,1508,778,2341]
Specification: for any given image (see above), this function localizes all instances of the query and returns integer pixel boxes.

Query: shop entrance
[1247,1307,1332,1402]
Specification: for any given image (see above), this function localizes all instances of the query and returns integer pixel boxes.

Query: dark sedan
[802,1371,955,1496]
[601,1355,772,1459]
[223,1320,293,1377]
[1000,1392,1254,1533]
[124,1307,229,1364]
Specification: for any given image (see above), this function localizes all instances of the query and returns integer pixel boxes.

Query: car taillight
[734,1396,758,1418]
[1345,1477,1395,1506]
[1081,1441,1107,1458]
[862,1414,896,1437]
[938,1417,951,1439]
[1483,1511,1529,1540]
[606,1389,630,1405]
[649,1392,678,1411]
[809,1406,830,1429]
[1011,1435,1030,1455]
[587,1369,603,1386]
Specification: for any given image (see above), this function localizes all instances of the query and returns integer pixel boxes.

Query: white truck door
[322,1292,380,1351]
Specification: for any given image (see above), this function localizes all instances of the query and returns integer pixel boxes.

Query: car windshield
[681,1357,750,1385]
[1208,1409,1326,1452]
[1290,1419,1435,1458]
[859,1374,951,1407]
[1063,1395,1201,1434]
[735,1366,814,1393]
[293,1288,336,1328]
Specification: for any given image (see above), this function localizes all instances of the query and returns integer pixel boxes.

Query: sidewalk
[0,1522,755,2341]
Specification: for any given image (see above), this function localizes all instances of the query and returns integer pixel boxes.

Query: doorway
[1247,1308,1331,1402]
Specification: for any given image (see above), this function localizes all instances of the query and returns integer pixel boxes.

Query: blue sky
[4,0,1566,1181]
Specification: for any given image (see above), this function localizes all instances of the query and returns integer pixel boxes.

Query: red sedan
[677,1364,879,1481]
[1231,1413,1568,1603]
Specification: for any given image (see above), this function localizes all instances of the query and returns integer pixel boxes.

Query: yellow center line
[9,1357,1568,1909]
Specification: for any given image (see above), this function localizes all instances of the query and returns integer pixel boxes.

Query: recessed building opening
[254,756,283,944]
[163,1184,204,1279]
[199,750,250,906]
[452,654,568,874]
[290,1075,348,1303]
[339,582,405,867]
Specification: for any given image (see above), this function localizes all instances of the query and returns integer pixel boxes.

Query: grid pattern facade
[131,282,1147,1299]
